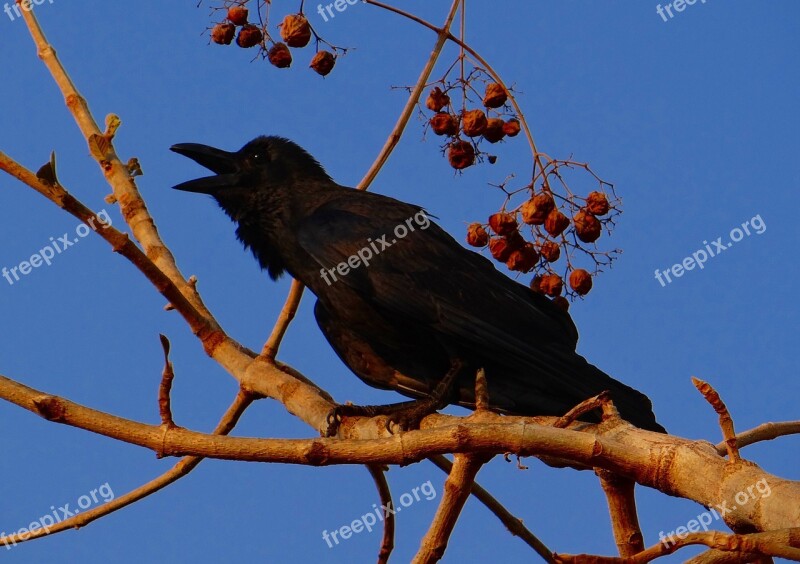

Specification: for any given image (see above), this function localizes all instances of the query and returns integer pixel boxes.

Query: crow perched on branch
[171,136,665,434]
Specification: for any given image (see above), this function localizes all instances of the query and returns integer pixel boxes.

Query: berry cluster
[465,169,620,306]
[424,81,521,171]
[210,3,339,76]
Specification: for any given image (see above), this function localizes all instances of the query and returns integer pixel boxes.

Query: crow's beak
[170,143,240,194]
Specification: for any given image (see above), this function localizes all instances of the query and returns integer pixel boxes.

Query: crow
[171,136,666,434]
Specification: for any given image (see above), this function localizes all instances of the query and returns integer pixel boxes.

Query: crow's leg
[325,359,464,436]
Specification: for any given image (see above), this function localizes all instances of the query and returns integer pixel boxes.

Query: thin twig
[715,421,800,456]
[0,389,255,548]
[474,368,489,411]
[428,455,555,563]
[692,377,740,462]
[367,464,395,564]
[553,391,610,428]
[158,334,176,428]
[357,0,461,191]
[365,0,548,182]
[555,527,800,563]
[260,279,306,359]
[685,549,768,563]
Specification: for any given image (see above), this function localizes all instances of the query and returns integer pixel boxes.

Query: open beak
[170,143,240,194]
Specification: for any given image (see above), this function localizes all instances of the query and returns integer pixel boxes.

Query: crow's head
[171,136,333,279]
[170,135,331,198]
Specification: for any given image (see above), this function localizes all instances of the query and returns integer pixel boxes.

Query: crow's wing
[295,192,578,352]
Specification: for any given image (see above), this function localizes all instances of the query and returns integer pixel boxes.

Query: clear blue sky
[1,1,798,562]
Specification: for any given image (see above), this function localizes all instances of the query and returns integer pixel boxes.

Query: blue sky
[0,1,798,562]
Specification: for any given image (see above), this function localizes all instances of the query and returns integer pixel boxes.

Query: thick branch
[2,373,798,535]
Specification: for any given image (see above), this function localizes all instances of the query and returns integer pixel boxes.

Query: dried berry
[430,113,458,136]
[488,237,515,262]
[466,223,489,247]
[573,210,602,243]
[569,269,593,295]
[426,87,450,112]
[266,42,292,68]
[503,119,521,137]
[483,82,508,108]
[521,192,555,225]
[211,23,236,45]
[540,274,563,297]
[530,275,544,294]
[227,6,249,26]
[506,243,539,272]
[482,118,505,143]
[539,241,561,263]
[236,24,263,48]
[461,109,488,137]
[544,209,570,237]
[310,51,335,76]
[280,14,312,48]
[487,155,497,164]
[551,296,570,312]
[586,191,610,216]
[447,140,475,170]
[488,212,518,236]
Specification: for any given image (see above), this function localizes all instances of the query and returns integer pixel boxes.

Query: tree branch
[0,388,254,548]
[367,464,396,563]
[413,453,488,563]
[2,372,797,536]
[597,469,644,557]
[428,454,555,562]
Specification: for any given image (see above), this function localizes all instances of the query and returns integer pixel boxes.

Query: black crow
[171,136,665,433]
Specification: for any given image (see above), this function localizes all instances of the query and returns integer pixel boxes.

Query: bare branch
[357,0,462,191]
[367,465,395,564]
[0,388,255,548]
[716,421,800,456]
[556,527,800,563]
[260,279,306,359]
[553,391,611,429]
[428,455,555,562]
[693,377,740,462]
[596,469,644,557]
[414,453,489,563]
[158,334,176,429]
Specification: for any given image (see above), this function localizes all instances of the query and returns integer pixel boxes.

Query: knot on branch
[32,395,66,422]
[304,439,331,466]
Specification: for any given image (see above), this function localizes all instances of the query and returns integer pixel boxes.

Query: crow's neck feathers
[211,138,340,280]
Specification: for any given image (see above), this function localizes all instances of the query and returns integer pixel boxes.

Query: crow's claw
[324,407,344,437]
